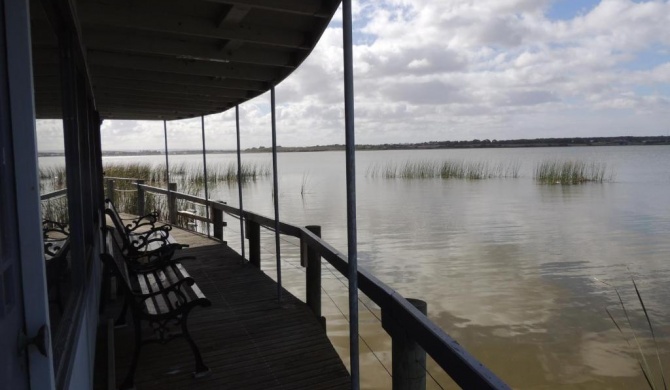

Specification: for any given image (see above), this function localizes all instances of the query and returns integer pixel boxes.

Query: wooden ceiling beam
[86,51,276,81]
[96,98,230,112]
[78,3,310,49]
[217,4,251,28]
[81,28,295,68]
[92,78,251,99]
[90,66,268,91]
[94,89,236,105]
[203,0,338,18]
[98,105,229,120]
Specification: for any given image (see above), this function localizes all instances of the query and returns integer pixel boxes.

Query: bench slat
[155,269,181,313]
[176,263,205,300]
[136,273,158,315]
[146,272,171,315]
[161,266,181,286]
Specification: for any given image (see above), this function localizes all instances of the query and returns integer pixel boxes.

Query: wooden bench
[43,220,70,313]
[101,253,211,390]
[105,199,188,271]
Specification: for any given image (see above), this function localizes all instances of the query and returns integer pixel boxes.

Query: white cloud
[37,0,670,149]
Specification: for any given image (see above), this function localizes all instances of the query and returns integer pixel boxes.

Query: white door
[2,0,55,388]
[0,4,29,383]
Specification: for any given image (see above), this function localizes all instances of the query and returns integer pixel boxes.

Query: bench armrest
[133,276,195,300]
[124,212,164,232]
[128,255,196,273]
[128,229,172,249]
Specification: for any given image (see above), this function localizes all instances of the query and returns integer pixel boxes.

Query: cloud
[37,0,670,149]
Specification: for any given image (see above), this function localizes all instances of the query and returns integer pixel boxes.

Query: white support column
[5,0,55,388]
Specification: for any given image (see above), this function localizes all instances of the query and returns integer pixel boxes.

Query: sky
[36,0,670,151]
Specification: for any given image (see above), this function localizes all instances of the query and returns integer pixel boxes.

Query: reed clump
[534,160,612,184]
[101,161,269,230]
[39,166,67,193]
[102,161,270,186]
[598,277,667,390]
[41,197,69,224]
[39,161,269,225]
[366,160,520,180]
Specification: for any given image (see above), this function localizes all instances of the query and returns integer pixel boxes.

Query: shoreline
[38,135,670,157]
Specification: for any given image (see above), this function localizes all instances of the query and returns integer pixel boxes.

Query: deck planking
[96,222,350,390]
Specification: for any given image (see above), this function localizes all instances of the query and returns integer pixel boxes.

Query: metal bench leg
[115,299,129,327]
[181,311,210,378]
[99,263,110,314]
[120,315,143,390]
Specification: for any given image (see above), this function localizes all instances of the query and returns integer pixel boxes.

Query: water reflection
[66,146,670,388]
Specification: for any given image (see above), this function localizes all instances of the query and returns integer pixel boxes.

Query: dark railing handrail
[103,176,140,182]
[41,188,68,200]
[137,183,169,196]
[128,180,510,389]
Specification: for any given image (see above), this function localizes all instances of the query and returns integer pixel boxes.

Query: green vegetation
[366,160,521,180]
[103,161,270,185]
[39,166,68,222]
[534,160,612,184]
[599,278,667,390]
[39,166,67,193]
[41,197,68,224]
[103,162,268,223]
[300,172,311,197]
[38,161,270,225]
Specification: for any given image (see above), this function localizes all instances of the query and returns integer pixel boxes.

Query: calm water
[42,146,670,388]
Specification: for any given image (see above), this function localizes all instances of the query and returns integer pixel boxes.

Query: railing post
[304,225,325,328]
[211,200,225,241]
[168,182,177,224]
[136,179,145,216]
[383,298,428,390]
[246,219,261,268]
[106,179,114,202]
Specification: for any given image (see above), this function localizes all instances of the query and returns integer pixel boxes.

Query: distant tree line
[244,135,670,153]
[38,136,670,157]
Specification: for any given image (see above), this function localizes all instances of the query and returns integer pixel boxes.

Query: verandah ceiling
[30,0,340,120]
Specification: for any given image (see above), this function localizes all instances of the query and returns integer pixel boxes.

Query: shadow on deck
[95,227,350,390]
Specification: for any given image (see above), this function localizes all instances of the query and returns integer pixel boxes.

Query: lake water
[41,146,670,389]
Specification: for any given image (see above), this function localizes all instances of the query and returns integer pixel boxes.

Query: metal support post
[342,0,360,387]
[270,87,282,302]
[235,105,246,259]
[163,120,170,186]
[200,116,210,237]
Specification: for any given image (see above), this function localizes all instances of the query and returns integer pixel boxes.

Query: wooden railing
[105,179,227,241]
[106,178,510,390]
[40,188,68,200]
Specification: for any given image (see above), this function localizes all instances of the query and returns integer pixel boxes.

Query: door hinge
[18,324,49,358]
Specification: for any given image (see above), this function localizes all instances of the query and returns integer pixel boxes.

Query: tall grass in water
[41,197,69,223]
[367,160,520,180]
[103,162,270,186]
[300,172,311,198]
[534,160,612,184]
[39,165,68,222]
[39,166,67,193]
[598,277,667,390]
[102,162,269,230]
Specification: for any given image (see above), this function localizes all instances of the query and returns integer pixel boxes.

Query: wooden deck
[96,224,350,390]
